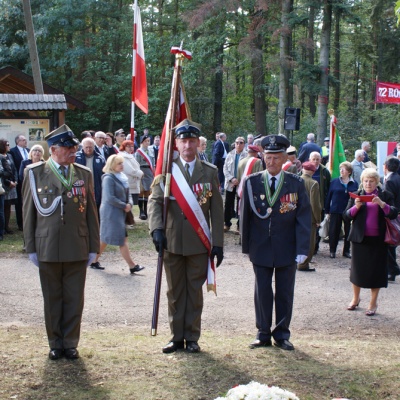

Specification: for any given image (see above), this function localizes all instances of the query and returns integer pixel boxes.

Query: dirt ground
[1,221,399,343]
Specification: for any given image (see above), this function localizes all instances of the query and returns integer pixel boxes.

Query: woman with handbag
[343,168,397,316]
[89,155,145,274]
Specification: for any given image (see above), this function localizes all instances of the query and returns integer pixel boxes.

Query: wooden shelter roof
[0,94,67,110]
[0,66,86,110]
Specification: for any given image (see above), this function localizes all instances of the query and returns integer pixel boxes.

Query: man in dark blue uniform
[240,135,311,351]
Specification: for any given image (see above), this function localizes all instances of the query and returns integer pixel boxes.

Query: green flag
[330,133,346,179]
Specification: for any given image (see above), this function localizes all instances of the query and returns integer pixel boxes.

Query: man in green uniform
[148,119,224,354]
[22,125,100,360]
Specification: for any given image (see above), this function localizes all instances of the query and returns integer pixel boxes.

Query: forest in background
[1,0,400,158]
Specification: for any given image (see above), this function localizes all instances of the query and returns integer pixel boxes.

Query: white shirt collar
[180,156,196,176]
[267,171,282,183]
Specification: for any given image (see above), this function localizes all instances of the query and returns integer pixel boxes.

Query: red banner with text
[375,81,400,104]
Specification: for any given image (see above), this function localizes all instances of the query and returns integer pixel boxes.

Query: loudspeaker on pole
[284,107,301,131]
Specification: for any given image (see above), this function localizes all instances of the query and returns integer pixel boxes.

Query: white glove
[87,253,97,266]
[28,253,39,267]
[296,255,307,264]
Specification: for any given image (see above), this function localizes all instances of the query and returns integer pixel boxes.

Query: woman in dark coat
[343,168,397,316]
[0,139,17,234]
[90,154,144,275]
[325,161,359,258]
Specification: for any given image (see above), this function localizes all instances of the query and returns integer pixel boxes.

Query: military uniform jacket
[148,158,224,256]
[134,148,155,191]
[301,174,322,224]
[22,160,100,262]
[240,170,311,267]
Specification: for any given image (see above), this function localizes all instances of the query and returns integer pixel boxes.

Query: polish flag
[132,0,148,115]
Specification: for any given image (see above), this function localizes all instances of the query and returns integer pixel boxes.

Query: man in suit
[361,141,371,163]
[22,124,100,360]
[148,135,161,168]
[9,134,29,230]
[75,137,106,213]
[240,134,311,351]
[94,131,110,159]
[298,161,321,272]
[148,119,224,354]
[212,132,230,193]
[383,156,400,282]
[298,133,321,163]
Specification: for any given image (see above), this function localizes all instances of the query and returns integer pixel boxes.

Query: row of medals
[198,190,212,206]
[67,187,86,212]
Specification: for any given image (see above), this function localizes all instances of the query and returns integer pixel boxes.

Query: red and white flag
[131,0,148,134]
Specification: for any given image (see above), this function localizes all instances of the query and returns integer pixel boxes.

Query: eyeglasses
[6,143,10,146]
[235,141,245,144]
[32,149,43,153]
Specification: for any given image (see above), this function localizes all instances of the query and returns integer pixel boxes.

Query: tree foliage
[0,0,400,152]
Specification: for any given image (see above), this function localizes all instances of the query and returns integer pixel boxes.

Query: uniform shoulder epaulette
[247,170,264,180]
[201,160,217,170]
[284,170,303,182]
[74,163,91,172]
[26,160,45,170]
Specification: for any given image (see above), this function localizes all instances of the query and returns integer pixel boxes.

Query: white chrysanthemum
[215,381,299,400]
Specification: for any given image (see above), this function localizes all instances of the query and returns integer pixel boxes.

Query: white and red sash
[237,157,258,198]
[136,148,154,174]
[170,163,217,294]
[282,160,293,171]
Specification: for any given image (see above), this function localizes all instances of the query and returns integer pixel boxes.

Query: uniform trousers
[39,260,87,349]
[253,263,296,342]
[163,251,208,342]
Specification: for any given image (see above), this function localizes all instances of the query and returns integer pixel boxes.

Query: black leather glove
[152,229,167,253]
[211,246,224,267]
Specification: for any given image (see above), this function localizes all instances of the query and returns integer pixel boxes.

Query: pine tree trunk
[251,34,267,136]
[333,5,341,112]
[278,0,292,135]
[317,0,332,145]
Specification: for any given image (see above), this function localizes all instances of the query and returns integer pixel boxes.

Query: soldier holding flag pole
[148,46,224,354]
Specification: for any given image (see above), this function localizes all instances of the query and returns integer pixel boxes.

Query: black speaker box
[284,108,301,131]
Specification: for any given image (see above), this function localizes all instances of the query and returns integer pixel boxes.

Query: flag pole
[131,0,148,137]
[151,45,191,336]
[131,0,138,137]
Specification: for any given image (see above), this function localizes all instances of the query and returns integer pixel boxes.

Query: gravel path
[1,228,399,340]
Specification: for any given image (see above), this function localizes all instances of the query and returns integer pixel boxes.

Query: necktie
[185,163,191,180]
[270,177,276,195]
[60,166,67,178]
[23,148,28,160]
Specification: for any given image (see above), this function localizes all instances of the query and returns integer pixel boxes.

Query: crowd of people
[1,121,399,360]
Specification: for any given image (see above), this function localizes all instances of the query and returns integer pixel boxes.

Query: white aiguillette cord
[29,169,63,218]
